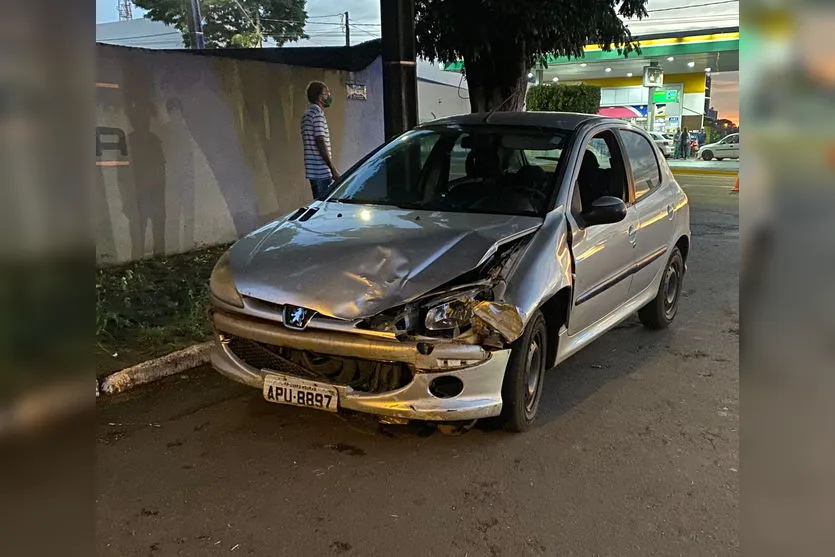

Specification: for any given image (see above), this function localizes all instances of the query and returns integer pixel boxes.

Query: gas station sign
[652,89,680,103]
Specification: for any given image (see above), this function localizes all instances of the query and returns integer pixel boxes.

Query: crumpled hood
[229,202,542,320]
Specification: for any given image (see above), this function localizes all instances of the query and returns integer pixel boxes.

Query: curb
[98,341,214,396]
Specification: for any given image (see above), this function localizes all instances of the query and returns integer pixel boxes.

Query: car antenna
[484,90,521,122]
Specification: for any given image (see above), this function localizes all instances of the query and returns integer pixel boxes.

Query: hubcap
[663,265,680,319]
[523,333,543,416]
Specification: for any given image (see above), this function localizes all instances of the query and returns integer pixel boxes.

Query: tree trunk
[463,46,529,112]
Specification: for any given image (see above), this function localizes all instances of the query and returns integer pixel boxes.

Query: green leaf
[132,0,307,48]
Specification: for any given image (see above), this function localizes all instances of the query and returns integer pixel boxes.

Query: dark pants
[309,178,333,201]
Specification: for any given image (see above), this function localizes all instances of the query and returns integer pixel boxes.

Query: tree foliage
[415,0,648,112]
[526,84,602,114]
[133,0,307,48]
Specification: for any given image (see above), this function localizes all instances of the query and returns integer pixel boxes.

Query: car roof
[419,111,623,131]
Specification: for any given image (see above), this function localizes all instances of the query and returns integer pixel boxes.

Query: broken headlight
[424,298,524,344]
[424,301,473,331]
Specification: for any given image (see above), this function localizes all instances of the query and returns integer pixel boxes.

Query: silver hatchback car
[209,112,690,432]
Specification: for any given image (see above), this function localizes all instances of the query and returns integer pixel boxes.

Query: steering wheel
[507,186,548,204]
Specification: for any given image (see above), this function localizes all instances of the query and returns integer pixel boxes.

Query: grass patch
[96,244,230,376]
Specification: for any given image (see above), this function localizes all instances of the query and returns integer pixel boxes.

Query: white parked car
[209,113,691,432]
[698,133,740,161]
[648,131,674,158]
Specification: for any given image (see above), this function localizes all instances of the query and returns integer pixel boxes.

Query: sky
[96,0,739,122]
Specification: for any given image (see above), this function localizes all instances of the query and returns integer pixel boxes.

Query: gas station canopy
[441,27,739,80]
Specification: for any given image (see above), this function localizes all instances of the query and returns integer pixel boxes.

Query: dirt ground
[96,174,739,556]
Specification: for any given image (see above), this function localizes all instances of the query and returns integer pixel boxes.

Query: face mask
[323,94,333,108]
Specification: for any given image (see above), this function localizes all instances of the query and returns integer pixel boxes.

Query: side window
[574,130,628,215]
[588,138,612,169]
[620,130,661,201]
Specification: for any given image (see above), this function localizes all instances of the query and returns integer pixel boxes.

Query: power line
[231,0,258,29]
[350,25,380,40]
[307,12,346,19]
[639,14,739,20]
[647,0,738,13]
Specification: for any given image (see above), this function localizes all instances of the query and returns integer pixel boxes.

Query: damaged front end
[356,232,531,348]
[209,228,536,422]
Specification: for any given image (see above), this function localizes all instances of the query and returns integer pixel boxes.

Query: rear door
[618,128,675,298]
[567,129,640,335]
[728,134,740,158]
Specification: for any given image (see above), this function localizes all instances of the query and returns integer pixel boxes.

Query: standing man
[301,81,339,200]
[673,128,682,159]
[679,126,689,160]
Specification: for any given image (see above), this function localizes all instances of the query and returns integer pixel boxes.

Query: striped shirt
[300,104,332,180]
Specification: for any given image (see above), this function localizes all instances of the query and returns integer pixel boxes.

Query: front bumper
[210,310,510,421]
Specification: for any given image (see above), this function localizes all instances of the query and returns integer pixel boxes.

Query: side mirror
[582,196,628,226]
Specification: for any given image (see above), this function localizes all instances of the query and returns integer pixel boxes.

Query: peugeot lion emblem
[283,305,315,330]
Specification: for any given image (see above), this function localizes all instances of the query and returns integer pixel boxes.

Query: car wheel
[500,310,547,433]
[639,247,685,330]
[702,150,714,161]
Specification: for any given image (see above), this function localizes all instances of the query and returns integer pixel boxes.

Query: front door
[567,131,639,335]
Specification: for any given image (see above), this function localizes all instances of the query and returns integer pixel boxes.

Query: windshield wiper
[329,198,428,210]
[329,198,368,205]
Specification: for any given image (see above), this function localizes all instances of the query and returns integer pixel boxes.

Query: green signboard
[652,89,680,103]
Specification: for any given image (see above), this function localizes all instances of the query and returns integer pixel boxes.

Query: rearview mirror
[582,196,628,227]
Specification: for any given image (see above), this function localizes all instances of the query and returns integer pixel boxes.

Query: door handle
[627,224,637,245]
[666,204,674,220]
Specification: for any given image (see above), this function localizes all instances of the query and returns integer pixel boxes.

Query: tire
[499,310,548,433]
[701,150,714,161]
[639,247,685,330]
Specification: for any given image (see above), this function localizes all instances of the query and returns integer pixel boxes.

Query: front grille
[226,337,310,377]
[226,336,413,394]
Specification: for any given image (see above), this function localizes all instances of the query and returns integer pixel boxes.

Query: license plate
[262,373,338,412]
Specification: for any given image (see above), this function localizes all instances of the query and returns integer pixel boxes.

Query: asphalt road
[97,174,739,557]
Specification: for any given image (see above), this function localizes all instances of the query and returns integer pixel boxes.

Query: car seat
[577,150,608,209]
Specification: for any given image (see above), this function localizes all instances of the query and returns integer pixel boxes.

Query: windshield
[327,126,570,216]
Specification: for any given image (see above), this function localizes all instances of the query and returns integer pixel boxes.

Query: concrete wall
[417,79,471,124]
[95,44,384,263]
[416,60,471,124]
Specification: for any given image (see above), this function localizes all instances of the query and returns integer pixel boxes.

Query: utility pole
[344,11,350,47]
[381,0,417,139]
[188,0,205,49]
